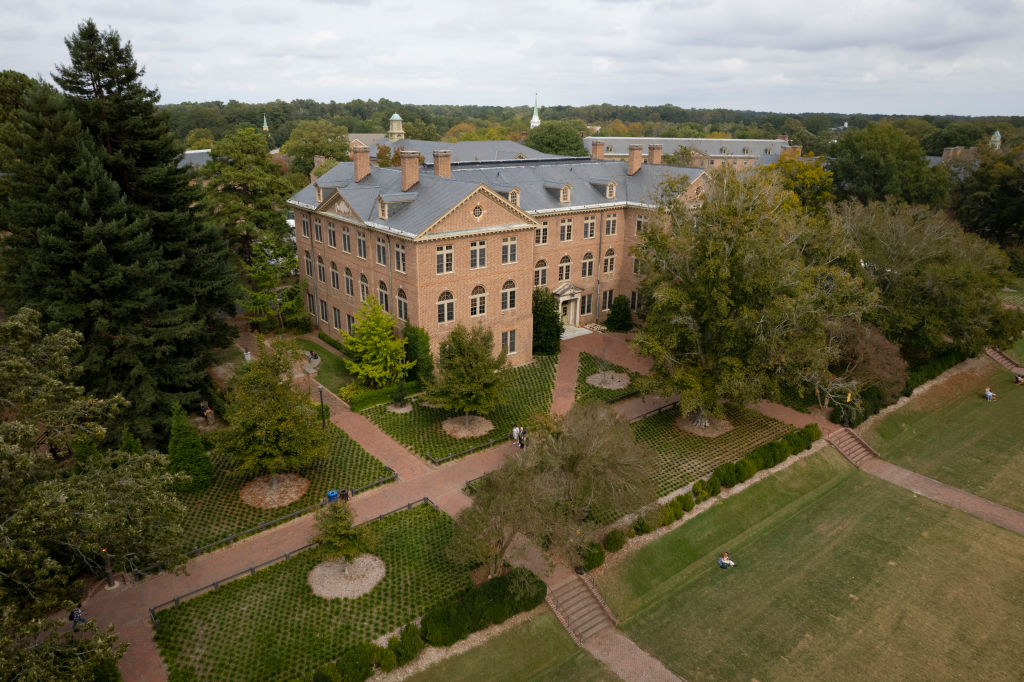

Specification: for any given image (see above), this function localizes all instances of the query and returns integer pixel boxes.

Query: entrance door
[561,301,570,326]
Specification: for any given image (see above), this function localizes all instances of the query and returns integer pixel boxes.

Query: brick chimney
[433,150,452,179]
[627,144,642,176]
[400,150,420,191]
[352,143,370,182]
[591,140,605,160]
[648,144,663,165]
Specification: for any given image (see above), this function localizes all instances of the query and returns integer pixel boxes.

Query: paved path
[585,628,683,682]
[552,332,654,416]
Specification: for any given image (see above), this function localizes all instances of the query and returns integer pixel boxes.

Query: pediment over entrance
[552,282,584,298]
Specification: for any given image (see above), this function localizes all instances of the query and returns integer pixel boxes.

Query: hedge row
[312,624,425,682]
[317,331,347,355]
[339,380,421,412]
[420,567,546,647]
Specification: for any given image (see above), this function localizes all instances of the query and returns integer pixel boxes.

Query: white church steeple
[530,93,541,129]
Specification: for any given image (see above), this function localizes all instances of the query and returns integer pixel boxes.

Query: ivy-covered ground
[155,504,469,682]
[176,425,390,554]
[363,355,557,461]
[575,352,642,405]
[633,404,793,497]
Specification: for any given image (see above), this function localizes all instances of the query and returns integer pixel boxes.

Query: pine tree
[168,404,214,492]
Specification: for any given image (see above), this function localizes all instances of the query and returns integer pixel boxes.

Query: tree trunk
[269,474,279,491]
[465,413,472,428]
[691,407,710,428]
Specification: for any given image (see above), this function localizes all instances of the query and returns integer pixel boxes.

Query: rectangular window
[307,292,315,312]
[341,227,351,253]
[535,224,548,245]
[344,271,353,296]
[470,291,486,316]
[633,257,639,275]
[501,237,517,264]
[376,237,387,266]
[437,299,454,323]
[394,243,406,272]
[359,278,369,301]
[583,216,596,239]
[630,291,640,310]
[327,222,337,247]
[301,216,310,238]
[314,218,323,242]
[346,314,355,333]
[603,253,615,274]
[397,296,408,321]
[470,240,487,269]
[357,232,366,259]
[582,258,593,278]
[534,264,547,286]
[636,215,648,234]
[604,215,617,236]
[601,289,614,311]
[501,329,517,354]
[319,299,328,322]
[560,218,572,242]
[331,268,339,289]
[501,288,516,311]
[436,244,453,274]
[558,260,570,281]
[379,286,389,312]
[580,293,592,316]
[333,307,341,329]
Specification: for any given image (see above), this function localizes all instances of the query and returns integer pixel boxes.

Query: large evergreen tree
[0,21,237,441]
[428,324,508,426]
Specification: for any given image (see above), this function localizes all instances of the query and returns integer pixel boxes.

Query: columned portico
[553,282,584,329]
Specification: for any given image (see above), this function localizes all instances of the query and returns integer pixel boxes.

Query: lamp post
[318,386,325,428]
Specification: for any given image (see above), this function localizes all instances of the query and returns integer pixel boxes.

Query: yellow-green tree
[342,298,414,387]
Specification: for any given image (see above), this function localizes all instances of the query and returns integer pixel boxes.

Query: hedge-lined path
[552,332,653,416]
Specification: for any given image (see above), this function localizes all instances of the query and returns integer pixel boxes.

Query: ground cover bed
[595,448,1024,681]
[575,352,642,404]
[155,504,470,682]
[362,355,557,461]
[633,403,793,496]
[861,357,1024,512]
[998,277,1024,309]
[405,611,614,682]
[294,338,353,394]
[177,425,390,553]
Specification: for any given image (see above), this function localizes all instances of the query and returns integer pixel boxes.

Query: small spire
[262,113,268,132]
[530,93,541,129]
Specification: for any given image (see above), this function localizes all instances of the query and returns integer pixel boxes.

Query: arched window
[304,251,312,277]
[501,279,517,311]
[437,290,455,323]
[378,281,389,311]
[317,256,326,282]
[534,259,547,286]
[330,262,339,289]
[359,274,369,301]
[470,285,486,316]
[558,255,571,281]
[603,248,615,274]
[582,252,594,278]
[397,289,408,321]
[344,267,353,296]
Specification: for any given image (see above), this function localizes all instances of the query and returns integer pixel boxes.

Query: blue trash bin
[327,489,338,502]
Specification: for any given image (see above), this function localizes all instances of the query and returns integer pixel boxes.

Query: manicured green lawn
[575,352,641,405]
[633,403,793,496]
[363,355,557,460]
[595,449,1024,681]
[155,504,470,682]
[862,361,1024,512]
[294,338,353,394]
[177,425,390,553]
[405,612,614,682]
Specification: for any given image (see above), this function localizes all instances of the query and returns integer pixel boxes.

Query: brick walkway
[585,629,683,682]
[552,332,653,416]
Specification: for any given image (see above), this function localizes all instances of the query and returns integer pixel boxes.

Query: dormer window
[378,199,388,220]
[606,182,616,199]
[560,186,570,203]
[508,190,519,207]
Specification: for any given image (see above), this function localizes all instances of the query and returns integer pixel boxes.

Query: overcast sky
[3,0,1023,116]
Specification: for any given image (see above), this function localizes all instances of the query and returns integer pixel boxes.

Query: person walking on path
[70,604,86,631]
[511,425,521,444]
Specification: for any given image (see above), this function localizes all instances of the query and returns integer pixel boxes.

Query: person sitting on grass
[985,387,997,402]
[1015,375,1024,385]
[718,552,736,569]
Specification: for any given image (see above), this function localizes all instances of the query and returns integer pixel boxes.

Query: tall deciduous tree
[216,339,329,481]
[531,287,563,355]
[428,324,508,426]
[342,298,415,387]
[523,120,587,156]
[281,118,350,176]
[184,127,214,149]
[949,144,1024,248]
[635,169,874,425]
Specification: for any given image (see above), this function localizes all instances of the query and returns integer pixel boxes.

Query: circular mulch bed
[308,555,385,599]
[586,371,630,390]
[238,473,310,509]
[442,415,494,438]
[387,403,413,414]
[675,413,734,437]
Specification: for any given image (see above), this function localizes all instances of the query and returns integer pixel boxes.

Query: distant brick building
[585,136,801,170]
[288,144,706,364]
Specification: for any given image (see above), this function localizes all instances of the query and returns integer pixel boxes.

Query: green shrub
[168,405,214,492]
[603,528,627,552]
[318,331,346,354]
[660,498,683,526]
[691,479,708,503]
[336,642,376,682]
[532,287,563,355]
[631,513,654,536]
[905,349,969,392]
[711,462,738,488]
[707,477,721,497]
[678,492,695,512]
[347,381,419,412]
[803,423,822,441]
[311,398,330,423]
[391,624,425,665]
[312,663,342,682]
[582,541,605,571]
[605,294,634,332]
[391,380,409,406]
[735,457,757,483]
[403,325,434,382]
[421,568,546,647]
[375,646,397,672]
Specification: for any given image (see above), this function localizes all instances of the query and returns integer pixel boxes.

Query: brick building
[584,135,801,169]
[288,143,706,364]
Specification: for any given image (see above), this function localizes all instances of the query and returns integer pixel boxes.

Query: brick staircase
[827,427,880,467]
[985,347,1024,374]
[547,575,617,644]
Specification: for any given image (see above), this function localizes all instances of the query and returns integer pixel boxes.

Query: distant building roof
[178,149,212,169]
[374,138,564,164]
[584,136,796,165]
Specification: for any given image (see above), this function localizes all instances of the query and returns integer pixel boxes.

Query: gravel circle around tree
[307,554,386,599]
[387,403,414,414]
[586,370,631,390]
[442,415,495,439]
[675,413,735,437]
[238,473,310,509]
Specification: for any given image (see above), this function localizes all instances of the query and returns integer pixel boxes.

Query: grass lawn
[155,504,470,682]
[861,360,1024,512]
[405,612,614,682]
[633,403,793,496]
[294,338,353,394]
[363,355,557,460]
[575,352,642,405]
[998,277,1024,309]
[595,448,1024,681]
[177,425,390,553]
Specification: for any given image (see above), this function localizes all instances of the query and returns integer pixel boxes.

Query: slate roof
[373,139,564,164]
[584,136,794,164]
[178,149,212,169]
[288,158,702,238]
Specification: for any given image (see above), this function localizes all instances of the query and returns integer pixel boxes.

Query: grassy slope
[405,612,614,682]
[294,338,352,394]
[595,449,1024,681]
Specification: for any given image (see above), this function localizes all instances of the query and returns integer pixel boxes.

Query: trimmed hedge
[341,380,420,412]
[420,568,546,647]
[312,624,426,682]
[603,528,627,552]
[906,349,970,392]
[318,331,346,354]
